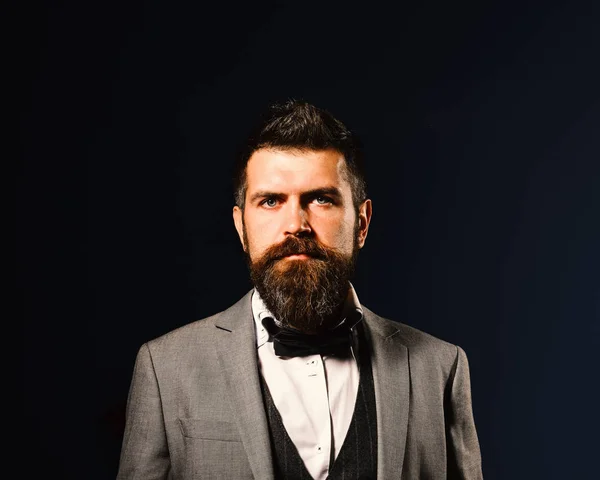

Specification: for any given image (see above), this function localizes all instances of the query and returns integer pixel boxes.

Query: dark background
[18,1,599,479]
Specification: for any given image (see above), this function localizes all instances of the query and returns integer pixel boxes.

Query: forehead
[245,148,351,193]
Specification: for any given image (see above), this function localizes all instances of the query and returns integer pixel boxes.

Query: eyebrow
[248,187,343,204]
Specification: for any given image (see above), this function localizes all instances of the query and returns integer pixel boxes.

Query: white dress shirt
[252,285,363,480]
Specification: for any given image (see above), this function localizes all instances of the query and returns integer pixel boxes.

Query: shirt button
[316,445,322,453]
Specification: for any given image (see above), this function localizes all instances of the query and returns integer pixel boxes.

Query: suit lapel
[214,290,275,480]
[362,308,410,479]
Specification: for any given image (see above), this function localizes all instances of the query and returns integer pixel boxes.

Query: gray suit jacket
[117,290,483,479]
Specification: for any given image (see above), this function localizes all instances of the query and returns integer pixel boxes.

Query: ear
[232,206,247,252]
[356,199,372,249]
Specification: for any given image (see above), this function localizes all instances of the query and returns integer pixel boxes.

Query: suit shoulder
[143,290,253,356]
[362,305,459,364]
[143,312,218,355]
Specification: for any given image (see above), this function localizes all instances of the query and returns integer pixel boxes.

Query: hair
[233,99,367,211]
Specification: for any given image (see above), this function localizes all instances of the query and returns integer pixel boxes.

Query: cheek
[318,218,356,253]
[340,226,358,253]
[245,223,275,257]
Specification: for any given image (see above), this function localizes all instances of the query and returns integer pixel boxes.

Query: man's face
[233,148,372,333]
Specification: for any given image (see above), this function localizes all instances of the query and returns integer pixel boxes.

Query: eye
[261,197,279,208]
[314,196,333,205]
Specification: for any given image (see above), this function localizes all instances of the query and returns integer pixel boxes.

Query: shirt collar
[251,283,364,349]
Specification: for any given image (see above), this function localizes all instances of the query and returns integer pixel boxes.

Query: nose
[284,202,311,237]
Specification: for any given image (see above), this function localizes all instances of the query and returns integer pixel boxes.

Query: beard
[244,228,359,335]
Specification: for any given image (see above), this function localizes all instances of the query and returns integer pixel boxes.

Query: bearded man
[116,100,483,480]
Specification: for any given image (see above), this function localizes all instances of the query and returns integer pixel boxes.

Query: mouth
[283,254,311,260]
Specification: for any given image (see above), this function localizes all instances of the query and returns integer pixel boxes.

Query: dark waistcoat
[259,329,378,480]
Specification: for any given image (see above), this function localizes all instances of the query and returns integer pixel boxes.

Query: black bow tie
[262,318,354,358]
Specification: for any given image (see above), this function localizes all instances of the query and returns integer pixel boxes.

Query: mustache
[261,236,330,264]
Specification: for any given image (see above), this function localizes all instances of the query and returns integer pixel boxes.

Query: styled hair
[233,99,367,210]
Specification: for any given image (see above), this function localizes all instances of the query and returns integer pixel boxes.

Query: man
[117,100,483,479]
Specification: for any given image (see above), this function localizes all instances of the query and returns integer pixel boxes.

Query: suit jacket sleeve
[117,343,171,480]
[446,346,484,479]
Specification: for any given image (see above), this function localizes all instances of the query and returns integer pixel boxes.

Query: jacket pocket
[178,417,241,442]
